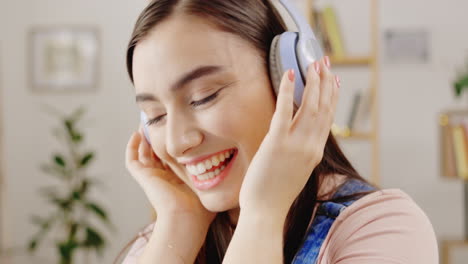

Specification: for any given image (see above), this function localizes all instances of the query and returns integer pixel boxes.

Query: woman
[120,0,438,263]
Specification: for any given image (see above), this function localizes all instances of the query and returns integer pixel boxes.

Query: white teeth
[219,153,226,162]
[204,159,213,171]
[186,150,234,178]
[186,150,234,175]
[197,163,205,174]
[212,156,220,166]
[195,164,227,181]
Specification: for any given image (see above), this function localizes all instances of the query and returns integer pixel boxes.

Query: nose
[165,111,203,158]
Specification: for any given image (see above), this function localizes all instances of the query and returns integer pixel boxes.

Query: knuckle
[307,65,320,81]
[322,69,333,80]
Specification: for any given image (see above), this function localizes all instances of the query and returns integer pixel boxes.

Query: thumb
[270,69,296,133]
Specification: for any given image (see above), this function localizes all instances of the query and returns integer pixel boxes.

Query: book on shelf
[310,6,346,58]
[347,88,372,133]
[441,120,457,178]
[440,113,468,180]
[312,10,333,55]
[452,125,468,179]
[347,91,362,130]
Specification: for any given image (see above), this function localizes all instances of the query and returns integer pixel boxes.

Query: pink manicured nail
[314,62,321,74]
[335,75,341,88]
[325,56,331,68]
[288,69,295,82]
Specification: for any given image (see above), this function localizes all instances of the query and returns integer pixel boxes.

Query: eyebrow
[136,65,224,103]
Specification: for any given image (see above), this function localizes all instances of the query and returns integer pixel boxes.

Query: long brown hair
[119,0,380,263]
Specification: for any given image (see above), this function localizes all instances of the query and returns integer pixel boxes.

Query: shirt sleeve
[317,189,439,264]
[121,222,155,264]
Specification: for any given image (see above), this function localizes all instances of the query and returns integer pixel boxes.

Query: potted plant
[454,59,468,98]
[27,107,113,264]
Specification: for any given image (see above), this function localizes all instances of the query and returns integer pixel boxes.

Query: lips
[190,149,238,190]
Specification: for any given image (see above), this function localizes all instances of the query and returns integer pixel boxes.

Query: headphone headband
[276,0,315,41]
[271,0,324,80]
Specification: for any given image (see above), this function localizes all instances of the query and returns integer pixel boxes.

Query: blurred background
[1,0,468,263]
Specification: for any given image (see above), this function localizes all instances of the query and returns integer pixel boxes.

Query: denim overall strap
[291,179,377,264]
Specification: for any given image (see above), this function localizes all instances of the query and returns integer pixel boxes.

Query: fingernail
[325,56,331,68]
[314,62,320,74]
[288,69,295,82]
[335,75,341,88]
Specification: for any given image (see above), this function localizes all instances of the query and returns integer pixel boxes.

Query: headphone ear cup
[269,35,283,97]
[140,112,152,145]
[268,32,305,108]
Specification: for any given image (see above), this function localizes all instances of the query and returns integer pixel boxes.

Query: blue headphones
[141,0,324,144]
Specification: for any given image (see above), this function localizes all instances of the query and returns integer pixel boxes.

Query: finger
[319,57,334,110]
[125,132,145,171]
[126,132,140,164]
[270,69,295,133]
[330,75,340,121]
[292,61,321,128]
[126,132,171,184]
[138,129,162,168]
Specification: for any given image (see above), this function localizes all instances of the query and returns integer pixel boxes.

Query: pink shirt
[121,188,439,263]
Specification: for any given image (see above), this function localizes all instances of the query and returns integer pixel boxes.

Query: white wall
[0,1,151,263]
[379,0,468,238]
[1,0,468,263]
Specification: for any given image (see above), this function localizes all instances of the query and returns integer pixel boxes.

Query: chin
[198,191,239,212]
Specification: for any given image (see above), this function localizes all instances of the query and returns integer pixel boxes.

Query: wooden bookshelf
[331,56,373,66]
[335,131,373,141]
[306,0,381,186]
[441,239,468,264]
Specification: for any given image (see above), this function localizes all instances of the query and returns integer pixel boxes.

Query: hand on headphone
[238,56,340,218]
[125,127,216,228]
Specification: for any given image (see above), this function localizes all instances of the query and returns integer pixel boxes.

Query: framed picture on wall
[29,26,99,93]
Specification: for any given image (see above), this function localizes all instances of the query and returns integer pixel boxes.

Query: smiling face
[132,13,276,212]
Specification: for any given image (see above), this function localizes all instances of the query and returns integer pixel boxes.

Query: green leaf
[85,202,108,222]
[79,180,89,194]
[54,155,66,167]
[455,76,468,96]
[64,119,74,136]
[80,152,94,167]
[83,227,105,252]
[72,191,81,200]
[40,164,69,179]
[71,133,83,143]
[28,214,57,252]
[58,240,79,263]
[28,238,38,252]
[51,197,72,211]
[68,223,79,240]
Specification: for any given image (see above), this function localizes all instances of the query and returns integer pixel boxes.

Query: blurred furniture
[439,110,468,264]
[305,0,381,186]
[441,240,468,264]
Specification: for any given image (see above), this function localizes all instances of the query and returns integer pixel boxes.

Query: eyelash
[146,90,221,126]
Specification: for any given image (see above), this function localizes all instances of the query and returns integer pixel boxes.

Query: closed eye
[146,82,234,126]
[190,90,221,107]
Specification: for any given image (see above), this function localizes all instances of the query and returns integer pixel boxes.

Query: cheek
[150,132,173,166]
[208,87,276,153]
